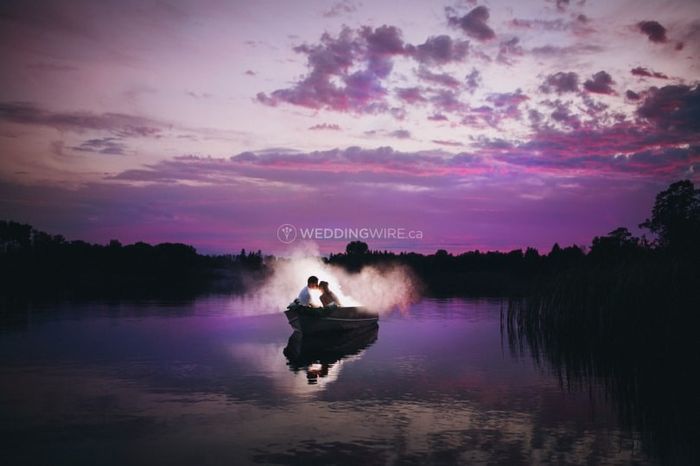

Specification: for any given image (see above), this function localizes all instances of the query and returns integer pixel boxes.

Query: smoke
[237,242,420,315]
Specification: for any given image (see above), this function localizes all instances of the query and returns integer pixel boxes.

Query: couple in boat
[295,275,341,308]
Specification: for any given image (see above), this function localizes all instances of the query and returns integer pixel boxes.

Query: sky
[0,0,698,254]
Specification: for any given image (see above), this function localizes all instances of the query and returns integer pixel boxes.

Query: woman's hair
[319,281,329,291]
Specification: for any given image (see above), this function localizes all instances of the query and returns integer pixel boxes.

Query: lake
[0,297,658,465]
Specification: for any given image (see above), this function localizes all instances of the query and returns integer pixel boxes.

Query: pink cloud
[637,20,668,43]
[0,101,164,137]
[540,72,579,94]
[631,66,668,80]
[308,123,342,130]
[427,113,448,121]
[405,35,469,65]
[637,84,700,133]
[416,67,461,88]
[446,6,496,42]
[583,71,616,95]
[110,147,489,184]
[395,87,427,104]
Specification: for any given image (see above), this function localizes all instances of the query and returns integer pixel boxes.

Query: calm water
[0,297,655,465]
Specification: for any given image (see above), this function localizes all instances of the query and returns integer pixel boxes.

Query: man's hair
[307,276,319,286]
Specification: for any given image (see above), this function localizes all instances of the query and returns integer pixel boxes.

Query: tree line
[0,224,268,299]
[2,179,698,300]
[329,180,700,296]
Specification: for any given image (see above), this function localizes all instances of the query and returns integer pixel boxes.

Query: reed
[504,251,700,465]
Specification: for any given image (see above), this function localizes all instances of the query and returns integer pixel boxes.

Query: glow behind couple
[233,244,417,315]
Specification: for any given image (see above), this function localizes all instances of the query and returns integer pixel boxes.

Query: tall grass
[504,252,700,465]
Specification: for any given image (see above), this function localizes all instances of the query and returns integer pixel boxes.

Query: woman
[319,281,341,307]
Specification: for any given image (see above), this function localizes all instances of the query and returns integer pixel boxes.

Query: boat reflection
[283,325,379,385]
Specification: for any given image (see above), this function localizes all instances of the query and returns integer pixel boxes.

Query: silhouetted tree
[550,243,562,256]
[590,227,640,260]
[524,247,540,262]
[0,220,32,249]
[639,180,700,254]
[346,241,369,255]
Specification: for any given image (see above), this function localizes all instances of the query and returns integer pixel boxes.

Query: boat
[284,304,379,335]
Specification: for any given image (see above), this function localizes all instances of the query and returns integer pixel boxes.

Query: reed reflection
[505,297,699,466]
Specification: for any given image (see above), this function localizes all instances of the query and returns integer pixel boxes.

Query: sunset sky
[1,0,698,254]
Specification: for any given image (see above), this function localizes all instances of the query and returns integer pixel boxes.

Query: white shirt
[296,286,314,306]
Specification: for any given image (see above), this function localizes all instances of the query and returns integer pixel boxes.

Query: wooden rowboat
[284,304,379,335]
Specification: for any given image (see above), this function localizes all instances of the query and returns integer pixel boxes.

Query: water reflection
[505,300,700,466]
[0,296,667,465]
[283,325,379,385]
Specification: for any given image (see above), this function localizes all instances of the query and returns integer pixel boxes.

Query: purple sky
[0,0,699,254]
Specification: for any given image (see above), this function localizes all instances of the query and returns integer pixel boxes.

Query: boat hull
[284,306,379,335]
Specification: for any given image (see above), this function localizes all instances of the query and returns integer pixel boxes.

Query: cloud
[510,18,568,31]
[308,123,342,131]
[405,35,469,65]
[256,17,607,117]
[446,6,496,41]
[389,129,411,139]
[486,90,528,108]
[109,146,488,187]
[530,43,604,57]
[581,94,608,117]
[186,91,211,99]
[465,69,481,93]
[431,139,464,147]
[416,67,461,88]
[547,100,581,129]
[496,37,524,65]
[540,72,579,94]
[343,69,388,107]
[256,25,404,114]
[493,83,699,170]
[494,124,700,177]
[395,87,427,104]
[637,84,700,133]
[549,0,571,11]
[489,83,700,173]
[71,137,127,155]
[102,121,699,204]
[583,71,615,95]
[510,14,595,36]
[429,89,468,114]
[625,90,641,101]
[630,66,668,80]
[256,26,359,110]
[676,20,700,55]
[322,0,359,18]
[360,24,405,59]
[0,101,164,137]
[637,21,667,43]
[427,113,448,121]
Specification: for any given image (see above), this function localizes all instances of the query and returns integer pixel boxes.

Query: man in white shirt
[295,275,320,307]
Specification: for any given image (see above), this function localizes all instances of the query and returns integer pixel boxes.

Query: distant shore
[2,180,698,303]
